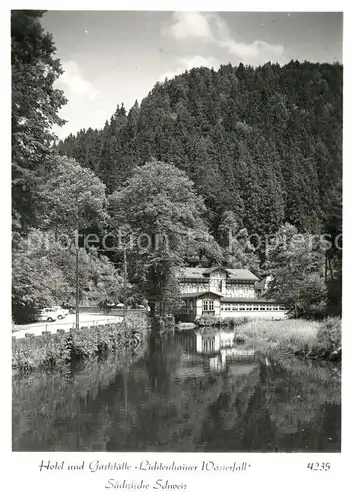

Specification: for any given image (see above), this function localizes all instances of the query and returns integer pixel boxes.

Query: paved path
[12,313,124,339]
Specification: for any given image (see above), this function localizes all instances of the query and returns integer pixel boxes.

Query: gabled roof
[227,269,259,281]
[177,267,259,281]
[180,291,223,299]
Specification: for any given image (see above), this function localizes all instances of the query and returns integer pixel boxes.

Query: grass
[234,317,341,360]
[12,314,148,374]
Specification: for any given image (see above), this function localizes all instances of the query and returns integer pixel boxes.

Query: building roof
[220,297,283,304]
[180,291,223,299]
[178,267,259,281]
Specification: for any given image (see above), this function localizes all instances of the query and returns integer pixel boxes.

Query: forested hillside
[58,61,342,239]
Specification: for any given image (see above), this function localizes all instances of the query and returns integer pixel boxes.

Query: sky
[41,11,343,139]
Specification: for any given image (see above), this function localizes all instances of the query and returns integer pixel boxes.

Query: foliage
[12,10,67,232]
[12,230,123,322]
[307,317,341,360]
[108,160,222,312]
[12,314,148,373]
[322,182,342,316]
[12,234,70,322]
[12,153,115,322]
[219,211,260,272]
[59,61,342,243]
[194,315,250,328]
[38,155,108,232]
[265,223,327,318]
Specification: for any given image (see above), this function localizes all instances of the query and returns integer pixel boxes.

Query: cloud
[159,55,220,81]
[55,60,98,100]
[164,12,286,65]
[163,12,213,40]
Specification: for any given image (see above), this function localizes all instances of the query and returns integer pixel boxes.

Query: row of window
[221,304,286,311]
[202,300,286,312]
[203,300,215,311]
[180,280,255,287]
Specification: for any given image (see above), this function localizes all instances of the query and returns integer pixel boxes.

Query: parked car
[39,307,69,322]
[55,306,69,316]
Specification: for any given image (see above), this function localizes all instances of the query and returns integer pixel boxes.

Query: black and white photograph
[11,7,343,457]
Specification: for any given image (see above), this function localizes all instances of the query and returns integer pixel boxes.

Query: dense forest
[12,11,342,322]
[58,61,342,239]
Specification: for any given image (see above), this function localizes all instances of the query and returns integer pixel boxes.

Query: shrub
[195,316,251,328]
[12,316,148,374]
[309,317,341,360]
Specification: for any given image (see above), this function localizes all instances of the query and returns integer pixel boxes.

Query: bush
[195,316,251,328]
[308,317,341,360]
[12,316,148,374]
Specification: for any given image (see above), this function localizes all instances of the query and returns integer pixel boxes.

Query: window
[239,306,246,311]
[203,300,214,311]
[260,306,266,311]
[253,305,259,311]
[232,305,238,311]
[246,306,252,311]
[279,306,286,310]
[266,306,272,311]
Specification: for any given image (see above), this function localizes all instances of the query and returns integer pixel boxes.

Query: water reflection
[12,328,341,452]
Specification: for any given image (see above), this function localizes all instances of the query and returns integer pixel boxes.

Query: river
[12,328,341,452]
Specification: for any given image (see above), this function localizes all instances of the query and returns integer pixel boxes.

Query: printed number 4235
[307,462,331,471]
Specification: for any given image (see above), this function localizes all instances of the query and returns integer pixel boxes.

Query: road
[12,312,124,339]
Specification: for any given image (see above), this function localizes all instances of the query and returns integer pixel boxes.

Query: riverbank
[12,314,148,374]
[194,316,251,328]
[234,317,341,361]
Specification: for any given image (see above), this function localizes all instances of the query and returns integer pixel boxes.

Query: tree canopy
[108,160,222,312]
[12,10,67,232]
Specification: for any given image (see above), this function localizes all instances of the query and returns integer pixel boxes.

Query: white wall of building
[196,296,221,316]
[219,310,287,319]
[223,282,256,298]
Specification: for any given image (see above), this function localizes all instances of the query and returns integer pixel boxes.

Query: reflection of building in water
[195,331,255,374]
[174,331,256,377]
[174,332,197,352]
[196,332,241,354]
[209,356,223,373]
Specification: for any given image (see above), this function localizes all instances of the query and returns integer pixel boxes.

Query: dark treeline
[58,61,342,239]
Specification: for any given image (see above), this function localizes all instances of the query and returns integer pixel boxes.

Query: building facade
[177,267,287,321]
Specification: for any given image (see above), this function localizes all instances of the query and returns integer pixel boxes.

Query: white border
[1,1,352,498]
